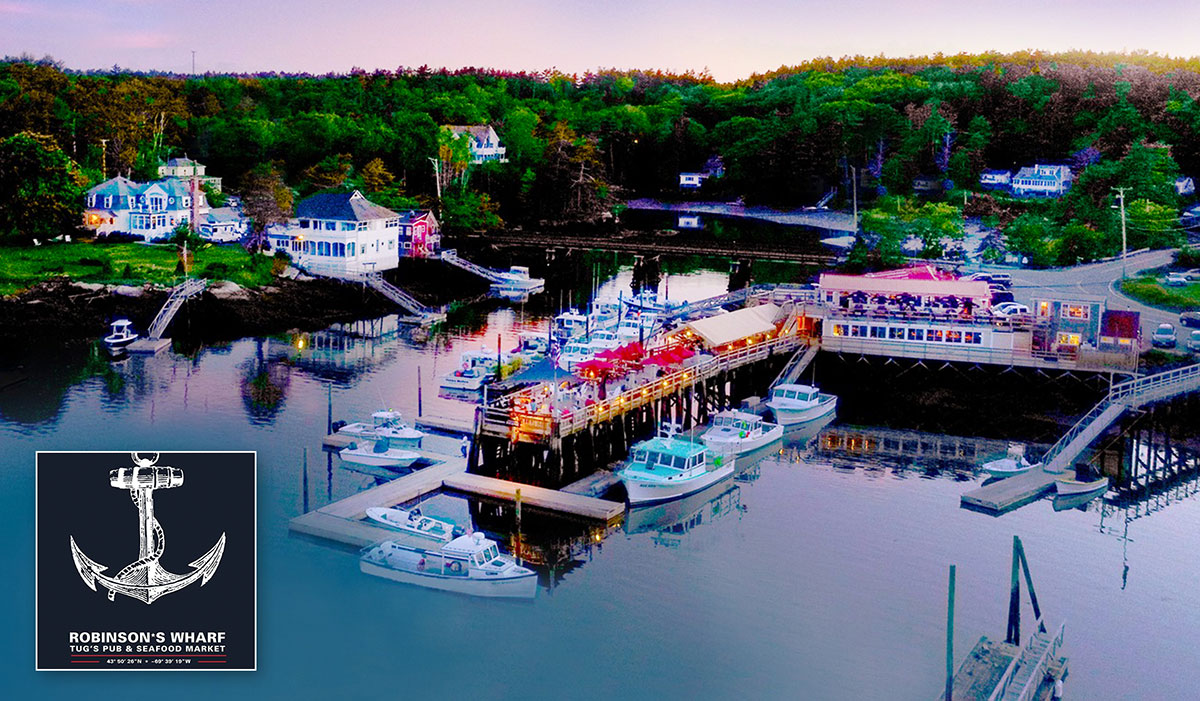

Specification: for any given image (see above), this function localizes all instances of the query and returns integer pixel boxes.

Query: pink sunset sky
[2,0,1197,81]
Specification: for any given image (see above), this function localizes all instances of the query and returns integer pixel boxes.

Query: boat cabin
[442,533,506,569]
[772,385,819,403]
[516,332,550,354]
[553,309,589,337]
[711,411,764,434]
[631,436,707,473]
[371,410,405,427]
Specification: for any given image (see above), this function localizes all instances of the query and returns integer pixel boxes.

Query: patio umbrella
[594,348,622,361]
[575,359,615,377]
[618,341,645,361]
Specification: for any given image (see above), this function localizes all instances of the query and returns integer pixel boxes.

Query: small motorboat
[491,266,546,294]
[103,319,139,352]
[359,533,537,599]
[335,409,425,448]
[766,384,838,426]
[982,443,1038,478]
[618,423,736,506]
[700,410,784,455]
[339,438,421,469]
[440,366,491,391]
[1055,474,1110,496]
[365,506,463,543]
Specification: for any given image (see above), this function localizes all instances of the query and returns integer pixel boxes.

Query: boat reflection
[625,479,744,547]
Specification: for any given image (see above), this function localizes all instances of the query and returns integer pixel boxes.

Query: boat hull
[365,507,457,542]
[621,464,735,505]
[768,395,837,426]
[360,560,537,599]
[701,422,784,455]
[339,449,420,468]
[440,374,488,391]
[983,459,1036,478]
[103,334,138,350]
[1055,476,1110,495]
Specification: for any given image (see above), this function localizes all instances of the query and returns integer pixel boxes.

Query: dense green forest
[1,51,1198,263]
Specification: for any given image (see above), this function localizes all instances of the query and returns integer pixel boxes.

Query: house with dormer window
[1011,164,1072,197]
[266,190,401,275]
[445,125,508,164]
[397,210,441,258]
[159,157,223,191]
[83,176,200,241]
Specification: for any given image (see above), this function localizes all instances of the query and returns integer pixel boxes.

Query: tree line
[1,51,1198,262]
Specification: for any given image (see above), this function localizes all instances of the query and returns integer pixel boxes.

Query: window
[1056,332,1082,346]
[870,326,886,339]
[832,324,847,337]
[300,220,310,228]
[1037,301,1051,317]
[104,195,112,208]
[889,327,906,340]
[964,331,982,344]
[946,330,963,343]
[927,329,944,342]
[388,240,395,250]
[907,328,924,341]
[1061,305,1089,320]
[340,222,355,231]
[851,325,867,338]
[357,222,368,231]
[348,243,355,257]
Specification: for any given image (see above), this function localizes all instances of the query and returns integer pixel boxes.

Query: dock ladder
[147,277,207,340]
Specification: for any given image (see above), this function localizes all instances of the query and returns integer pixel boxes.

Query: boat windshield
[633,450,648,464]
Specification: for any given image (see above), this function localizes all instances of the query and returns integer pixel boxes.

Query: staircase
[147,278,207,340]
[440,249,504,283]
[991,620,1065,701]
[363,273,446,322]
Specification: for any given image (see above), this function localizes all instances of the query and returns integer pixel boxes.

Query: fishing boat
[621,290,683,315]
[615,313,660,343]
[507,331,551,364]
[339,438,421,469]
[335,409,425,448]
[1055,474,1110,496]
[766,384,838,426]
[555,331,620,372]
[551,308,589,342]
[982,443,1038,479]
[365,506,463,543]
[359,533,537,599]
[491,266,545,295]
[440,350,498,391]
[700,410,784,455]
[103,319,139,352]
[618,424,736,505]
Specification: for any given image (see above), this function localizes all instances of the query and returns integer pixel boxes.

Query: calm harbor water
[3,266,1199,700]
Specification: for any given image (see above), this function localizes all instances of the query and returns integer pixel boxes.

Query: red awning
[575,359,615,376]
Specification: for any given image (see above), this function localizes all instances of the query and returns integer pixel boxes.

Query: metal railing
[440,249,505,283]
[987,619,1065,701]
[1110,362,1200,408]
[147,277,207,339]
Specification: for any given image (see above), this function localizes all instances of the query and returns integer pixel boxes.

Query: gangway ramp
[363,273,446,323]
[128,277,207,353]
[440,249,504,283]
[771,344,819,389]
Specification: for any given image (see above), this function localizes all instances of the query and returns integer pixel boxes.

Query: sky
[2,0,1199,82]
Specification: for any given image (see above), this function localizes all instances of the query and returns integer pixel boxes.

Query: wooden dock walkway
[960,468,1075,514]
[414,415,475,437]
[943,634,1067,700]
[442,473,625,524]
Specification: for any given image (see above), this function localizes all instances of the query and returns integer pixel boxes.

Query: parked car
[1189,330,1200,353]
[1185,269,1200,282]
[1151,323,1177,348]
[988,273,1013,288]
[1180,311,1200,328]
[990,290,1015,305]
[964,272,993,283]
[992,302,1030,317]
[1166,272,1189,287]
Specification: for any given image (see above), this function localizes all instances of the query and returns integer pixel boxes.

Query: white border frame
[35,450,258,672]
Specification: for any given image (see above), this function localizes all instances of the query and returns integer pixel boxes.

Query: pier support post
[945,564,955,701]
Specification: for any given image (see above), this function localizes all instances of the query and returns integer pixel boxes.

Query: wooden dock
[943,635,1067,700]
[443,473,625,524]
[960,468,1074,514]
[560,469,621,498]
[414,415,475,437]
[126,337,171,354]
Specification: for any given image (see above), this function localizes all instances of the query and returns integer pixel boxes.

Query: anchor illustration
[69,452,226,604]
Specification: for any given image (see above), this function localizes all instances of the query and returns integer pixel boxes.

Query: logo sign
[37,452,256,671]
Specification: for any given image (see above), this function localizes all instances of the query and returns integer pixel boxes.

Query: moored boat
[492,266,545,294]
[365,506,463,543]
[618,424,736,505]
[335,409,425,447]
[766,384,838,426]
[1055,474,1110,496]
[103,319,139,352]
[339,438,421,469]
[700,410,784,455]
[359,533,537,599]
[982,443,1038,478]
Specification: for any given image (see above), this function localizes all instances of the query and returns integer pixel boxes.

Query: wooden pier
[960,468,1074,514]
[443,474,625,524]
[414,415,475,437]
[944,633,1067,700]
[126,337,172,354]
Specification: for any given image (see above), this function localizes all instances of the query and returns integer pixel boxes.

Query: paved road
[625,198,858,232]
[981,249,1181,343]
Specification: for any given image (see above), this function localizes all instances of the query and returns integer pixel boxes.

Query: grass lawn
[0,241,277,295]
[1119,275,1200,312]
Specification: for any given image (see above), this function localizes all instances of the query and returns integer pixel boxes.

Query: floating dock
[126,338,171,354]
[944,635,1067,700]
[414,415,475,437]
[561,469,621,498]
[443,474,625,524]
[960,468,1074,514]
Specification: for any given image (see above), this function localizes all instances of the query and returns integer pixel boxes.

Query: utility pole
[191,50,196,76]
[850,166,858,233]
[99,138,109,179]
[1113,187,1129,280]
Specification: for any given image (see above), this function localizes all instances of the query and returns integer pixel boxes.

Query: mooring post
[946,564,956,701]
[1016,537,1044,631]
[417,365,423,417]
[1006,535,1021,645]
[302,447,309,514]
[326,381,333,434]
[515,488,523,566]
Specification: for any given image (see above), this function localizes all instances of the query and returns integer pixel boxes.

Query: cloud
[110,31,175,49]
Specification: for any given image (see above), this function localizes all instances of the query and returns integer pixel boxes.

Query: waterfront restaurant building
[267,190,400,276]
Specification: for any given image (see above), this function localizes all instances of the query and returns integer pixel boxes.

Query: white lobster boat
[492,266,545,294]
[618,424,736,505]
[103,319,139,352]
[983,443,1038,478]
[359,533,537,599]
[339,438,421,469]
[365,506,463,543]
[766,384,838,426]
[1055,474,1110,496]
[701,410,784,455]
[336,410,425,448]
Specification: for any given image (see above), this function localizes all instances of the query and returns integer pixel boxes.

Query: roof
[445,125,495,141]
[443,533,494,555]
[819,273,992,300]
[296,190,397,222]
[1101,310,1140,339]
[397,209,438,226]
[164,157,198,167]
[202,207,241,223]
[87,176,139,198]
[981,169,1011,176]
[633,436,706,459]
[686,303,781,347]
[864,265,957,282]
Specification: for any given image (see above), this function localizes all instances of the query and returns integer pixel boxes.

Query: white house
[83,176,200,241]
[1011,164,1072,197]
[445,125,508,164]
[159,157,222,191]
[267,190,400,276]
[1175,176,1195,197]
[679,172,708,189]
[198,207,247,243]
